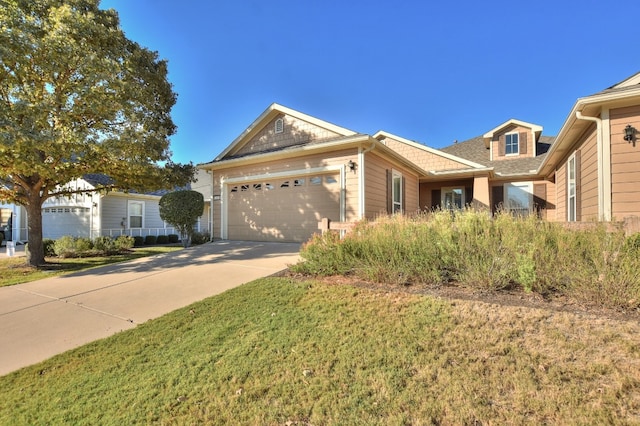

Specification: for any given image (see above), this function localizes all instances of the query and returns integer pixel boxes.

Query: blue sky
[100,0,640,165]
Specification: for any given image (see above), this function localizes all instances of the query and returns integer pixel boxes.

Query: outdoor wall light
[624,124,637,144]
[347,160,356,171]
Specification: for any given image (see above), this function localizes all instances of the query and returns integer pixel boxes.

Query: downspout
[209,170,214,242]
[358,141,376,218]
[575,110,609,220]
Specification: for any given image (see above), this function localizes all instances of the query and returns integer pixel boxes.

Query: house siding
[610,105,640,218]
[420,179,474,210]
[231,114,344,158]
[364,152,419,217]
[382,138,470,171]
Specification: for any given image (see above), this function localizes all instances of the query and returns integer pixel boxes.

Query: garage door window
[128,201,144,228]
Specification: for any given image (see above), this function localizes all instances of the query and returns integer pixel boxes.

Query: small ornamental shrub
[114,235,134,251]
[75,237,93,253]
[93,236,116,254]
[144,235,157,245]
[42,239,56,257]
[168,234,179,244]
[53,236,78,258]
[156,235,169,244]
[191,232,210,245]
[133,236,144,247]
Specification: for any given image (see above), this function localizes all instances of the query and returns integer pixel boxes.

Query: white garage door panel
[42,207,90,239]
[227,175,340,242]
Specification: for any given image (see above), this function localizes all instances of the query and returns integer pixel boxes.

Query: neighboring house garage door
[42,207,91,239]
[227,173,341,242]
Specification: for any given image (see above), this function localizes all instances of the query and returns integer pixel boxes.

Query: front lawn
[1,277,638,424]
[0,246,183,287]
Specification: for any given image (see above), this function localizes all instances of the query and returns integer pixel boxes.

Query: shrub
[53,236,78,258]
[114,235,135,251]
[93,236,116,255]
[133,236,144,247]
[144,235,157,245]
[191,232,210,245]
[156,235,169,244]
[168,234,179,244]
[43,238,56,257]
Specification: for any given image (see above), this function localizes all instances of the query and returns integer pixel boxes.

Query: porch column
[472,176,490,210]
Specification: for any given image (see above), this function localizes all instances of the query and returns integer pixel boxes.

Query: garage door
[42,207,91,239]
[227,173,341,242]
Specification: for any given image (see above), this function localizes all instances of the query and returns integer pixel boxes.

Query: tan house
[199,71,640,242]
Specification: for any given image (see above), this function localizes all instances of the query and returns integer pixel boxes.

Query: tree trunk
[25,197,45,267]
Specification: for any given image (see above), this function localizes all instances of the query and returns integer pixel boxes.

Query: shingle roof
[440,135,555,176]
[82,174,187,197]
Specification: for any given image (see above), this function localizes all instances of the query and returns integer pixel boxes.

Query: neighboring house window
[392,171,403,213]
[505,133,519,155]
[275,118,284,134]
[568,154,576,222]
[504,182,532,216]
[441,187,464,210]
[128,201,144,228]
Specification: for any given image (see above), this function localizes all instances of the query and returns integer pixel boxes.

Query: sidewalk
[0,241,300,376]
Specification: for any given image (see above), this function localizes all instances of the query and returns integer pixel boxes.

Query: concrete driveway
[0,241,300,376]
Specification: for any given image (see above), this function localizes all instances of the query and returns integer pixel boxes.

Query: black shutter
[519,132,528,155]
[431,189,441,210]
[492,185,504,214]
[465,186,473,206]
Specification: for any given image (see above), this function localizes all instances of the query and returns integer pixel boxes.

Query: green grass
[1,277,639,424]
[0,246,183,287]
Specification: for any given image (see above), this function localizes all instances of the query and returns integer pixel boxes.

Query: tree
[0,0,194,266]
[159,190,204,248]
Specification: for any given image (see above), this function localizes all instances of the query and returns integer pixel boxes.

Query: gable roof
[482,119,543,148]
[213,103,357,161]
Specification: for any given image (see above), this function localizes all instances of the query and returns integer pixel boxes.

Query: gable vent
[275,118,284,134]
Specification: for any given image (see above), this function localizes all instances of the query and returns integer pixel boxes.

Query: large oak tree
[0,0,194,266]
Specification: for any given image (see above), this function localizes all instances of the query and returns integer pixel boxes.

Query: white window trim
[504,182,533,216]
[275,118,284,134]
[128,200,145,229]
[392,170,403,214]
[567,154,576,222]
[441,187,465,210]
[505,132,519,156]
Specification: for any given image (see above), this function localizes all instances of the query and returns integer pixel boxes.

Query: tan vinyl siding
[610,105,640,218]
[420,179,474,210]
[491,124,536,161]
[556,167,566,221]
[579,127,599,219]
[231,114,343,158]
[382,138,470,171]
[364,152,418,218]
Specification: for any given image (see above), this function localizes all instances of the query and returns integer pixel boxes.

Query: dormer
[483,119,543,161]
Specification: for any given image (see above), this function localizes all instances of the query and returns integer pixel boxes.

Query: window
[275,118,284,134]
[253,183,262,191]
[265,183,274,190]
[294,178,305,187]
[240,184,249,191]
[441,188,464,210]
[325,176,337,184]
[568,155,576,222]
[392,171,403,213]
[505,133,519,155]
[280,180,290,188]
[310,176,322,185]
[504,183,532,216]
[128,201,144,228]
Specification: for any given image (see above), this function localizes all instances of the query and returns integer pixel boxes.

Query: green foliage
[293,210,640,310]
[156,235,169,244]
[93,236,116,254]
[190,232,210,245]
[0,0,195,266]
[144,235,157,245]
[114,235,135,251]
[133,236,144,247]
[159,190,204,247]
[42,239,56,257]
[168,234,179,244]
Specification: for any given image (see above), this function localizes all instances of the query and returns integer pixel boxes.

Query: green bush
[144,235,157,245]
[43,238,56,257]
[133,236,144,247]
[190,232,210,245]
[168,234,179,244]
[114,235,135,251]
[93,236,116,255]
[156,235,169,244]
[292,210,640,310]
[53,236,94,258]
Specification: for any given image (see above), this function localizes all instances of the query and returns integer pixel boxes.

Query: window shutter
[498,135,505,156]
[575,150,582,221]
[431,189,441,210]
[465,186,473,206]
[519,132,528,155]
[492,185,504,214]
[533,183,547,219]
[386,169,392,214]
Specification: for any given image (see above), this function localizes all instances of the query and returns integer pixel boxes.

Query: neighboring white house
[0,202,27,245]
[190,168,213,237]
[40,174,178,240]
